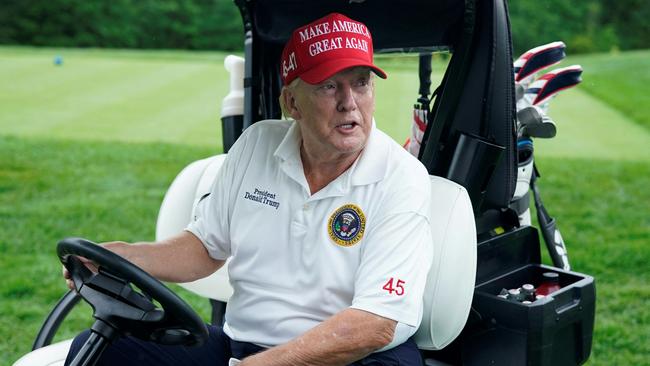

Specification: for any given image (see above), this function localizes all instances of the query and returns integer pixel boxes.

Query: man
[65,12,432,366]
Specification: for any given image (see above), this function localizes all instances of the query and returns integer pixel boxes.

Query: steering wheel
[58,237,208,347]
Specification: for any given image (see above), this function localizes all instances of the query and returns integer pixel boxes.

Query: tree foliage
[0,0,647,53]
[0,0,243,50]
[509,0,648,54]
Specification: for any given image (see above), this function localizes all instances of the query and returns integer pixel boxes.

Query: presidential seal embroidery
[328,204,366,247]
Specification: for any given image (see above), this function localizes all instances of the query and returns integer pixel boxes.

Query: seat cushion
[413,176,477,350]
[156,154,233,301]
[13,339,72,366]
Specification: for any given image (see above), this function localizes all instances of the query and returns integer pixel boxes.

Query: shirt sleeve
[185,129,252,260]
[184,165,232,260]
[350,186,433,327]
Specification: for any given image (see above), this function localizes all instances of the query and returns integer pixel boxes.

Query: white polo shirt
[186,119,433,347]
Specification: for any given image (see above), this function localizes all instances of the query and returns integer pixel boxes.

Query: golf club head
[514,41,566,85]
[517,105,543,137]
[526,65,583,106]
[518,105,543,125]
[517,106,557,138]
[524,115,557,138]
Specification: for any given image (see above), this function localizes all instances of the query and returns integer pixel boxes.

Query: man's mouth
[337,122,358,130]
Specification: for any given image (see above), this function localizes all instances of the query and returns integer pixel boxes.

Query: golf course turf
[1,47,648,365]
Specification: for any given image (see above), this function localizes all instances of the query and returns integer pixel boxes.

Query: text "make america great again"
[298,19,371,57]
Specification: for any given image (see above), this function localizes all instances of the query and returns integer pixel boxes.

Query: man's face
[287,67,375,160]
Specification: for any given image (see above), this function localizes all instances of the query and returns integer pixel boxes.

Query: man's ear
[282,87,302,120]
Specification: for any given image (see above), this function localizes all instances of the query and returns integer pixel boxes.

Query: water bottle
[221,55,245,153]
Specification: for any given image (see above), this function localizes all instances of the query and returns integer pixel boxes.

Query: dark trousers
[65,325,422,365]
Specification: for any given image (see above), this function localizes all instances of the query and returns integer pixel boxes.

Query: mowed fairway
[1,47,649,365]
[1,47,228,146]
[569,50,650,131]
[0,47,435,148]
[537,88,650,161]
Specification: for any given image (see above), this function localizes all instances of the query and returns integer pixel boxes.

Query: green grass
[0,136,216,363]
[532,157,650,365]
[567,50,650,132]
[536,88,650,161]
[0,47,229,146]
[0,47,442,148]
[2,137,647,365]
[1,46,649,365]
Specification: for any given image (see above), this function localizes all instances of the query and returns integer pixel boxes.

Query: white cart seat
[156,155,233,301]
[414,176,476,350]
[13,339,72,366]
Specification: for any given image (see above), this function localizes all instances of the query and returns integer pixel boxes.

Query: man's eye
[355,78,370,87]
[316,84,336,93]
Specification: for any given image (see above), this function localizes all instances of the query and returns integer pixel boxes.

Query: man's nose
[336,86,357,112]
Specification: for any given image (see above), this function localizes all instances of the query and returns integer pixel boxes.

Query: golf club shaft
[531,167,570,270]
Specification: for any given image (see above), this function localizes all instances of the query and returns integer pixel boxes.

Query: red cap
[280,13,387,86]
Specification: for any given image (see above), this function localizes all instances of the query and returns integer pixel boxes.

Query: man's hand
[62,256,98,291]
[61,241,129,291]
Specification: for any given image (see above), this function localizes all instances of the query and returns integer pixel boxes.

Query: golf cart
[14,0,596,365]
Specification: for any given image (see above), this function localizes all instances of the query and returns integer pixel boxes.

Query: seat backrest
[156,154,233,301]
[156,156,476,350]
[413,176,477,350]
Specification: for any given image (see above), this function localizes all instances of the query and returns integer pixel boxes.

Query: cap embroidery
[282,52,297,77]
[279,12,386,85]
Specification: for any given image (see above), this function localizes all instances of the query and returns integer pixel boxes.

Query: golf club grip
[418,53,433,99]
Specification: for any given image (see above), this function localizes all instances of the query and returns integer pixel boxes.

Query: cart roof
[241,0,466,52]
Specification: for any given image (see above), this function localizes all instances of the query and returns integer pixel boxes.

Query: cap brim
[299,58,387,85]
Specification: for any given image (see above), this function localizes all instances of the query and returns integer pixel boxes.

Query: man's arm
[64,231,224,288]
[240,308,396,366]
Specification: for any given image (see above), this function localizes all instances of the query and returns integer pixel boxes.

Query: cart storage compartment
[468,265,595,365]
[455,227,595,366]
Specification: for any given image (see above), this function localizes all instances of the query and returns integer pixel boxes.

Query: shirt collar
[274,120,302,163]
[274,121,310,194]
[349,124,389,186]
